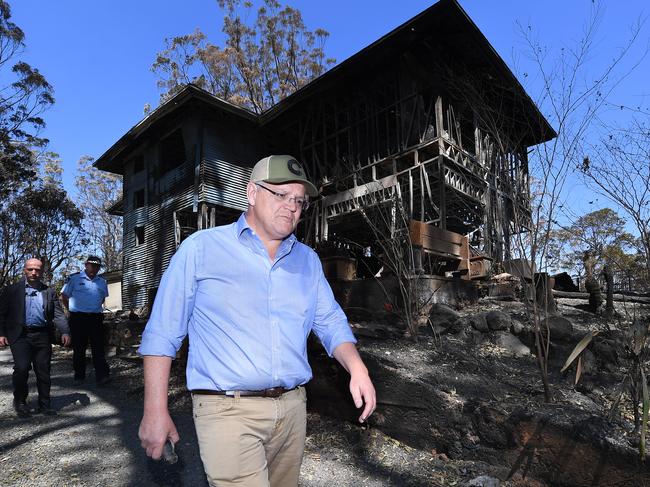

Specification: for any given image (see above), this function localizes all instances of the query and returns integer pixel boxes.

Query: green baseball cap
[250,155,318,197]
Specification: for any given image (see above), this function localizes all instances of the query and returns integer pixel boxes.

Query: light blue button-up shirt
[61,271,108,313]
[139,213,357,391]
[25,283,46,326]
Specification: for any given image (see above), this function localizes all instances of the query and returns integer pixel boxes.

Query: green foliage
[0,1,73,287]
[0,0,55,198]
[550,208,638,277]
[74,155,123,271]
[151,0,334,113]
[0,170,86,286]
[14,181,86,280]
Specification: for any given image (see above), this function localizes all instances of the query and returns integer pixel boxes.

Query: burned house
[95,0,554,310]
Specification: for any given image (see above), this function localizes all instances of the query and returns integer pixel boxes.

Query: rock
[592,338,619,366]
[543,315,574,341]
[609,329,629,350]
[486,310,511,331]
[469,313,489,333]
[581,348,597,375]
[575,379,595,394]
[494,332,531,357]
[429,303,460,329]
[433,324,447,335]
[350,322,402,339]
[548,341,579,369]
[448,315,471,334]
[454,326,483,343]
[466,476,500,487]
[510,320,525,335]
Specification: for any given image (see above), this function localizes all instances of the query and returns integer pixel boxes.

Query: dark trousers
[70,312,109,381]
[10,328,52,408]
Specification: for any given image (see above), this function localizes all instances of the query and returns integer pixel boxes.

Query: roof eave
[94,85,258,174]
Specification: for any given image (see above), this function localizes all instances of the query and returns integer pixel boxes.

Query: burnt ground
[0,296,649,486]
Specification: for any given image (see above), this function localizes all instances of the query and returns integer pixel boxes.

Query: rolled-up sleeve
[138,237,198,358]
[61,278,72,297]
[311,262,357,357]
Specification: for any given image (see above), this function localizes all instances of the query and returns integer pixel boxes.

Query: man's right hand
[0,336,8,347]
[138,410,180,460]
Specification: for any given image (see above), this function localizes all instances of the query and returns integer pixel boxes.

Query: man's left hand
[61,334,71,347]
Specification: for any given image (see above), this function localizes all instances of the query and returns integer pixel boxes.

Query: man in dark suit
[0,258,70,417]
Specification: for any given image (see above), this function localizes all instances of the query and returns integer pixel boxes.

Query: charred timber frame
[271,74,531,265]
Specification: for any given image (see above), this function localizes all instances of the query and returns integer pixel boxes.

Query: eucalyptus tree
[0,0,54,197]
[152,0,334,112]
[75,155,123,271]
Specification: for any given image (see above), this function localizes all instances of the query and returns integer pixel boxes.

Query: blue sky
[9,0,650,220]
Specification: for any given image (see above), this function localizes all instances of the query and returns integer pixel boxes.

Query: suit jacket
[0,278,69,345]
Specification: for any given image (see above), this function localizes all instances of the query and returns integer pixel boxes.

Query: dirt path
[0,347,208,487]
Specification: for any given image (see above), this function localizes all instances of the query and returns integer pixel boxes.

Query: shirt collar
[81,270,96,281]
[25,280,43,291]
[235,212,298,253]
[235,212,250,238]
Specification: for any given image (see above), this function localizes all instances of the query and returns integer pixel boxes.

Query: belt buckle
[264,387,284,398]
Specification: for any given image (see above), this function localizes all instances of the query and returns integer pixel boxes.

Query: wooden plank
[409,220,464,259]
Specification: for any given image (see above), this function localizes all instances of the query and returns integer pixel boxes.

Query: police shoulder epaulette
[65,272,80,283]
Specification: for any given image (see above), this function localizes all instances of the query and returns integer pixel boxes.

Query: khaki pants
[192,387,307,487]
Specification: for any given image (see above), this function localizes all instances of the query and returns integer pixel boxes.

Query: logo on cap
[85,256,102,266]
[287,159,303,176]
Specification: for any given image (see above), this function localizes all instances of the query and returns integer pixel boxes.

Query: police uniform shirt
[62,271,108,313]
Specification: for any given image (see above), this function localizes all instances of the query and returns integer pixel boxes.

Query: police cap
[85,255,102,266]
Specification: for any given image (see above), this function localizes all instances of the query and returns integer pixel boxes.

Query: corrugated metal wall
[122,117,198,310]
[201,158,251,209]
[200,119,258,215]
[123,179,194,309]
[120,115,263,311]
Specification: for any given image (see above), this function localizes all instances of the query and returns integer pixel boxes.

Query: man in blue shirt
[61,256,110,385]
[138,155,376,487]
[0,258,70,417]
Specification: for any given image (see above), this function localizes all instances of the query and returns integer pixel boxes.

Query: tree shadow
[0,348,208,486]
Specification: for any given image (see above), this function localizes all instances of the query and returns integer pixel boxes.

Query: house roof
[94,85,256,174]
[105,197,124,216]
[94,0,555,175]
[259,0,555,143]
[100,269,122,283]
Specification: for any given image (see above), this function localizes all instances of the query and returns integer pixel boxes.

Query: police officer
[61,256,110,385]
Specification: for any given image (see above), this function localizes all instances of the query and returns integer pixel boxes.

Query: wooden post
[438,155,446,230]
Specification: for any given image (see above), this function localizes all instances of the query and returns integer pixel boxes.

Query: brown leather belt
[191,386,297,398]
